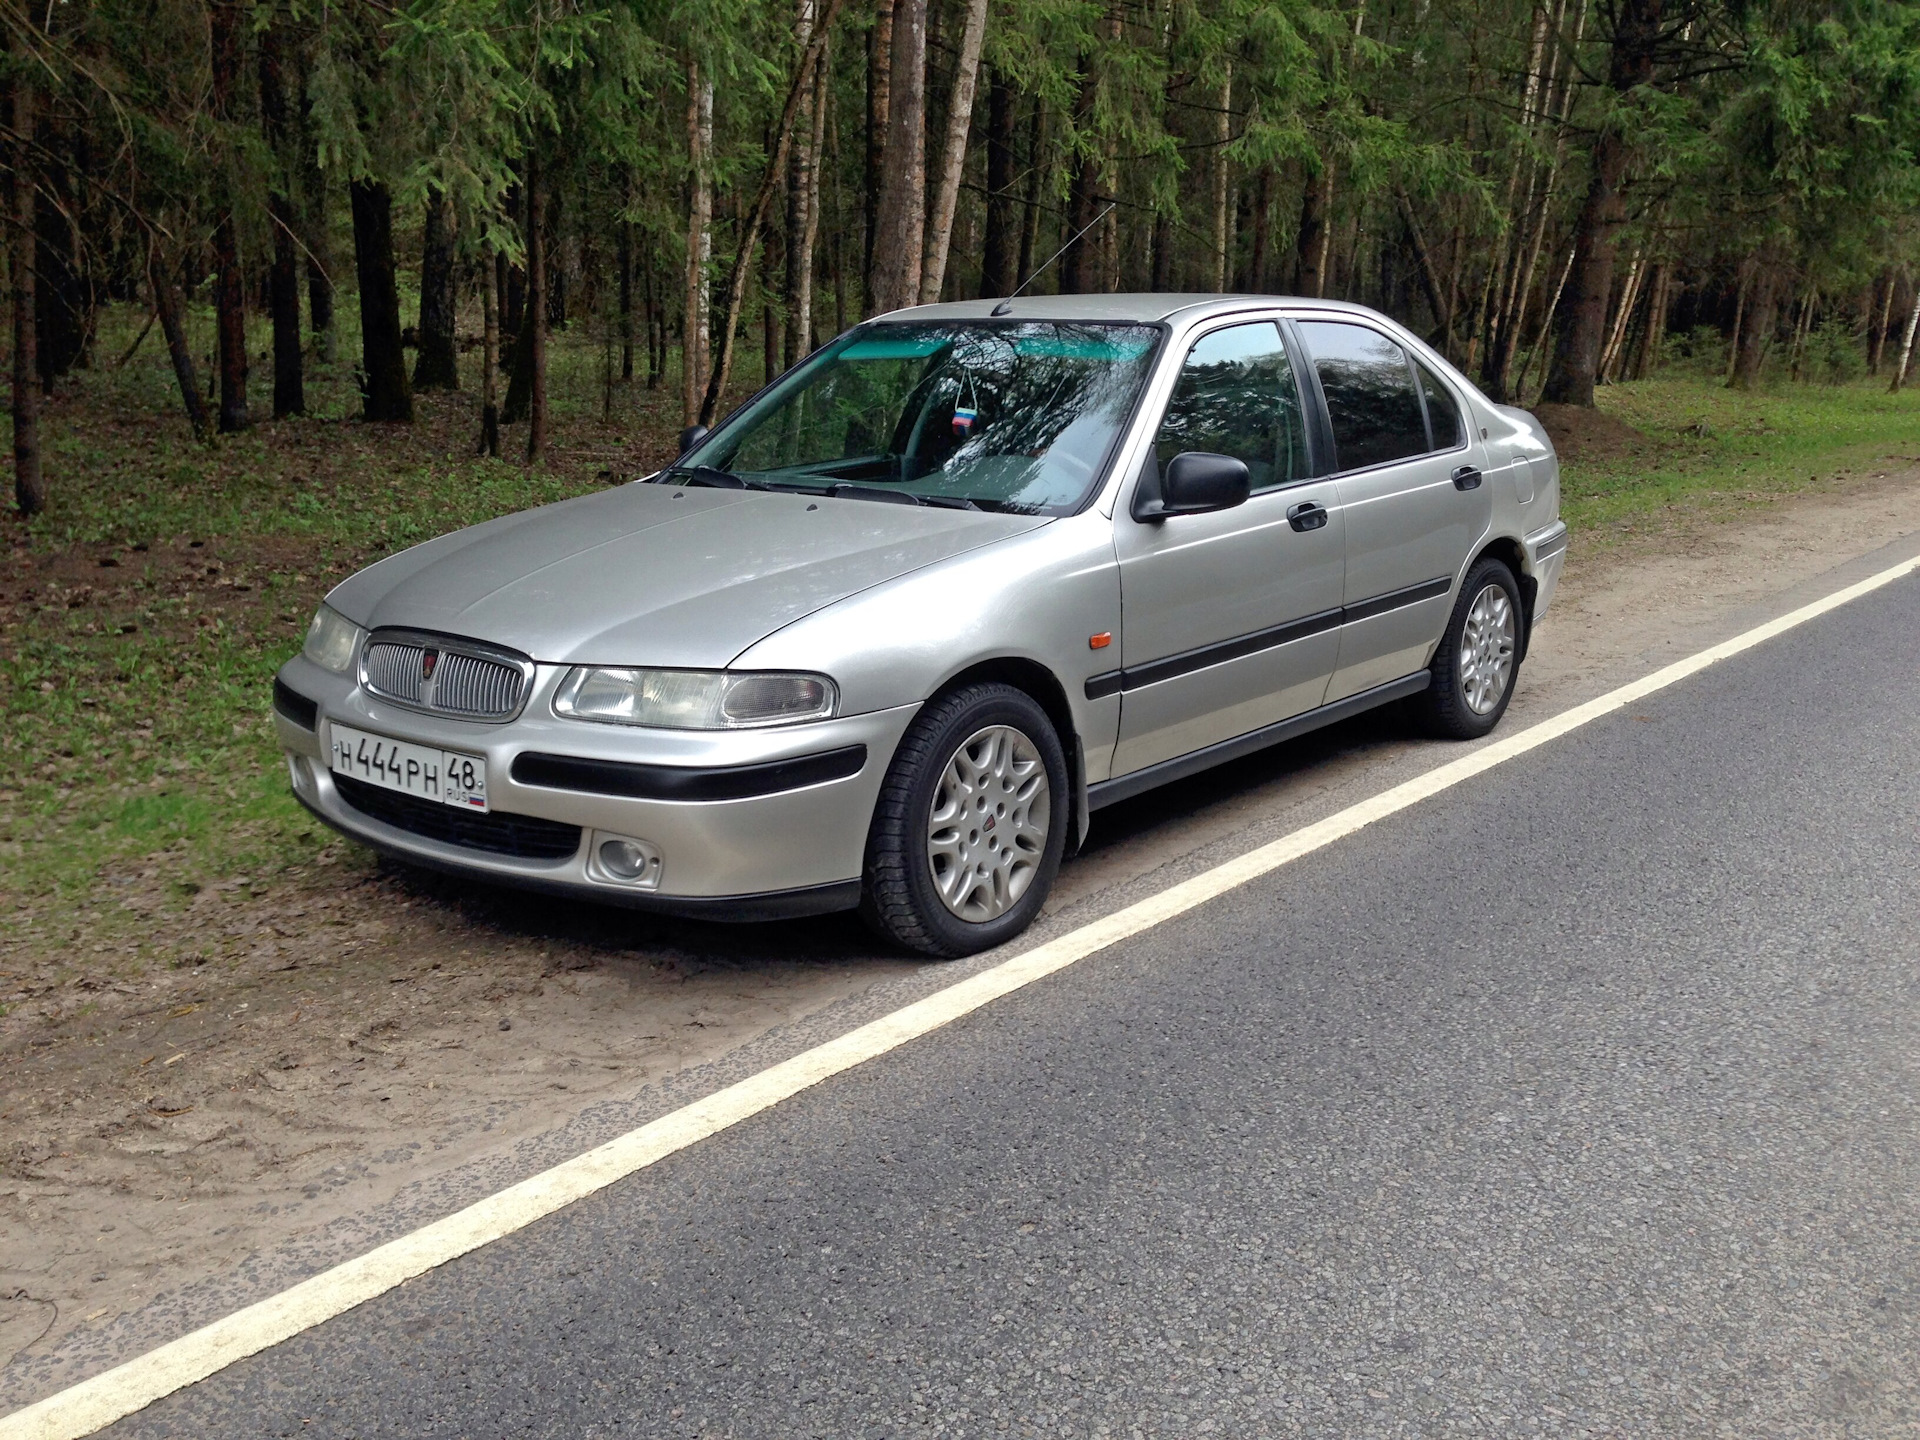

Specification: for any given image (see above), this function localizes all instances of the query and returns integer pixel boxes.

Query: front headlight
[303,603,364,673]
[553,668,837,729]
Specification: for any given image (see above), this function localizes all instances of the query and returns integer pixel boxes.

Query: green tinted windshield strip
[840,337,949,360]
[1011,336,1155,360]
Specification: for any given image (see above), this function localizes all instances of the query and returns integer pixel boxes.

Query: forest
[3,0,1920,516]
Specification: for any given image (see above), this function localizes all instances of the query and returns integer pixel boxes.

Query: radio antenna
[991,202,1117,316]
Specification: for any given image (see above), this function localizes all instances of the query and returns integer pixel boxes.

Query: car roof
[880,293,1386,327]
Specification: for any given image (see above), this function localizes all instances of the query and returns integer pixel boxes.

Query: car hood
[326,483,1047,668]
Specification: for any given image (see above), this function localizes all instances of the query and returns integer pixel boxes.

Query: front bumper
[273,653,919,920]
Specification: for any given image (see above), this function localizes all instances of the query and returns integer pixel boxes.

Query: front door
[1112,320,1347,777]
[1294,320,1493,702]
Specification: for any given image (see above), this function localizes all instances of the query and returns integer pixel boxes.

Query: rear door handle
[1287,501,1328,532]
[1452,465,1483,491]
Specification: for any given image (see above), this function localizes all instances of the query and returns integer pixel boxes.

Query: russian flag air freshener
[952,404,978,437]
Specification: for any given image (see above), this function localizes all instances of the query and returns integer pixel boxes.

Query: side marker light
[1089,632,1112,650]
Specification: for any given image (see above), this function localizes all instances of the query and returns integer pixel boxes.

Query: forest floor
[5,307,1920,1381]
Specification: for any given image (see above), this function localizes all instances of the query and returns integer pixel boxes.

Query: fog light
[589,832,663,889]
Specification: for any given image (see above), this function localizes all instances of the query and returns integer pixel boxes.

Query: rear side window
[1417,360,1462,450]
[1154,321,1312,493]
[1297,320,1428,472]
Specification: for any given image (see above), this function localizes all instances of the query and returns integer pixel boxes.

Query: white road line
[8,551,1918,1440]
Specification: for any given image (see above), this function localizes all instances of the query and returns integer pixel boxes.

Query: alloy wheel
[926,724,1051,922]
[1459,582,1516,715]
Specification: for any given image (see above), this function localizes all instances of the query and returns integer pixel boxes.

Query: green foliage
[1802,317,1868,383]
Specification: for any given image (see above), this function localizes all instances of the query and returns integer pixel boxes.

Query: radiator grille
[360,632,531,721]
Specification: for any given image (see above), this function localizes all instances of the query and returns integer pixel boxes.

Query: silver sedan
[273,295,1566,956]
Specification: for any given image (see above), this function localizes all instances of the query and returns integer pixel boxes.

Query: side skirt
[1086,671,1432,812]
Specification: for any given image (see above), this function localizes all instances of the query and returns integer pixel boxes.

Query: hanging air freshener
[952,372,979,437]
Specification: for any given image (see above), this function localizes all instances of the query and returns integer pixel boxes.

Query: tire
[1416,556,1524,740]
[861,683,1069,958]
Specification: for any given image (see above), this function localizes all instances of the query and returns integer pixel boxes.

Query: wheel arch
[926,656,1089,856]
[1469,534,1536,660]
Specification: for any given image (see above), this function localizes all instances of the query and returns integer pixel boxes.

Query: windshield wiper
[658,465,771,491]
[826,482,923,506]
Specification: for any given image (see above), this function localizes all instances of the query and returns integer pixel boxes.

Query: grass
[3,307,1918,977]
[1,300,703,973]
[1561,371,1920,534]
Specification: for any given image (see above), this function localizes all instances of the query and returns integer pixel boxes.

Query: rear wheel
[1416,556,1523,739]
[861,683,1068,957]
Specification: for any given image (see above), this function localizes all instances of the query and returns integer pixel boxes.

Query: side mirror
[1134,451,1250,521]
[678,424,709,455]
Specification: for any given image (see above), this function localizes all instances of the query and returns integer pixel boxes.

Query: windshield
[678,321,1162,514]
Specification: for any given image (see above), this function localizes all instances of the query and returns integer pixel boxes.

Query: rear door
[1111,319,1346,776]
[1293,319,1492,702]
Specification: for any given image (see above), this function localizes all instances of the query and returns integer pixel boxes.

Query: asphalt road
[106,572,1920,1439]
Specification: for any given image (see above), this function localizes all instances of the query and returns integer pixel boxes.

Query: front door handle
[1286,501,1328,532]
[1452,465,1483,491]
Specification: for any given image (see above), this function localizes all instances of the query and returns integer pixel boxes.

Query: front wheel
[1416,557,1523,739]
[861,683,1069,958]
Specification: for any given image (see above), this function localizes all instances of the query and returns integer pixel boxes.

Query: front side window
[1297,320,1428,472]
[687,322,1161,514]
[1153,321,1312,493]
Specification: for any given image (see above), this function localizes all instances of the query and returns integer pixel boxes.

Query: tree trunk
[919,0,989,304]
[10,72,43,515]
[1515,242,1578,405]
[698,0,846,424]
[796,40,830,350]
[1889,278,1920,393]
[1598,246,1645,382]
[33,124,86,390]
[503,251,524,348]
[864,0,894,305]
[684,57,713,425]
[1630,262,1669,379]
[211,216,248,432]
[298,63,336,362]
[210,0,249,432]
[1787,286,1815,382]
[525,157,548,463]
[260,16,304,418]
[980,73,1019,298]
[1248,169,1273,292]
[1019,105,1044,287]
[868,0,926,312]
[350,179,413,422]
[414,191,460,390]
[266,199,303,418]
[1150,210,1174,291]
[783,0,817,367]
[618,219,635,381]
[1211,64,1232,292]
[1294,165,1329,297]
[1060,42,1104,295]
[479,244,501,455]
[644,259,663,389]
[149,246,212,441]
[1399,194,1451,344]
[1729,255,1782,391]
[1542,0,1662,406]
[1867,269,1894,375]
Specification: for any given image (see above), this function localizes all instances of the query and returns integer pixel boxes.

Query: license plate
[328,723,488,812]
